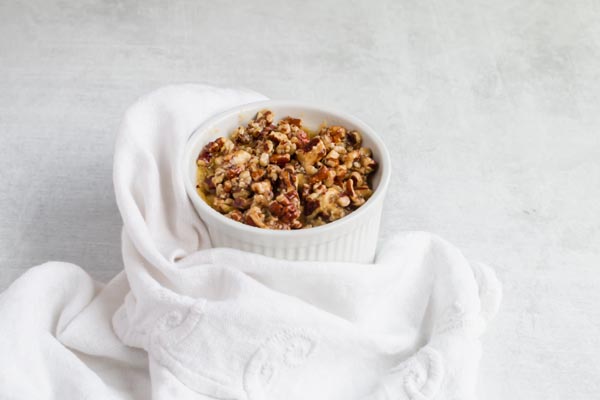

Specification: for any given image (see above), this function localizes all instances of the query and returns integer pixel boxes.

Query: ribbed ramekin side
[208,203,382,263]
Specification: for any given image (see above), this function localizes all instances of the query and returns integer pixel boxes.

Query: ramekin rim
[182,100,392,238]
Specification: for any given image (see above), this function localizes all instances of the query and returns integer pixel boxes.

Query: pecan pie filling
[196,110,377,229]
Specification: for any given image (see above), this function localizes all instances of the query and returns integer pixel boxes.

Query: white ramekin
[182,101,391,263]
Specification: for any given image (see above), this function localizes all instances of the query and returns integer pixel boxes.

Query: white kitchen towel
[0,84,501,400]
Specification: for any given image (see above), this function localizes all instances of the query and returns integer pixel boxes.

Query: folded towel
[0,84,501,400]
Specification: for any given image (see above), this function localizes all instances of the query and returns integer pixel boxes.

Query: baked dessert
[196,110,377,229]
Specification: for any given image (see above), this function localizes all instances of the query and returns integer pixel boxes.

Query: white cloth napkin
[0,84,501,400]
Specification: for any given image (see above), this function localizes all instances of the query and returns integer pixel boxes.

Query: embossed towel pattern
[0,84,501,400]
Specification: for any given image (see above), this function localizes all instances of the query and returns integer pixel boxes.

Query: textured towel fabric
[0,84,501,400]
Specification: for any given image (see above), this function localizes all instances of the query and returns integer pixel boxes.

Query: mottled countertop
[1,1,599,398]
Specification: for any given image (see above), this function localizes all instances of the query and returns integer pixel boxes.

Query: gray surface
[1,1,599,399]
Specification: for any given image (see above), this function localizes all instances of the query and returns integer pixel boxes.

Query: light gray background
[1,1,599,399]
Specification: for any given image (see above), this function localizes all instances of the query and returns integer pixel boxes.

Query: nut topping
[196,110,377,229]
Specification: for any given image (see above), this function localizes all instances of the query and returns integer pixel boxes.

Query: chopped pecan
[231,126,251,144]
[349,171,364,186]
[259,153,270,167]
[346,130,362,147]
[297,137,326,172]
[343,150,360,169]
[282,116,302,127]
[269,192,301,224]
[233,197,252,210]
[324,149,340,167]
[232,188,250,199]
[250,167,266,181]
[226,165,242,179]
[197,139,219,163]
[304,197,320,217]
[203,175,216,191]
[328,126,346,143]
[222,180,232,193]
[198,137,235,164]
[228,210,244,221]
[251,180,272,196]
[214,197,234,213]
[280,166,298,191]
[291,129,310,148]
[262,140,274,154]
[334,165,348,181]
[266,164,281,181]
[268,131,289,144]
[252,194,271,207]
[337,195,350,207]
[309,166,329,185]
[360,156,377,174]
[270,153,291,166]
[245,206,268,228]
[355,185,373,199]
[230,150,251,166]
[344,178,356,199]
[238,170,252,188]
[277,121,291,134]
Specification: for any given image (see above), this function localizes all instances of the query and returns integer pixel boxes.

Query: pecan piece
[230,150,251,166]
[267,131,289,144]
[328,126,346,143]
[197,139,219,163]
[266,164,281,181]
[245,206,268,228]
[249,160,266,180]
[227,210,244,221]
[324,149,340,167]
[280,166,298,191]
[304,197,320,217]
[251,180,272,196]
[337,195,350,207]
[343,150,360,169]
[344,178,356,199]
[269,192,301,224]
[270,153,291,166]
[237,170,252,188]
[346,130,362,147]
[282,116,302,127]
[259,153,270,167]
[203,175,216,191]
[226,165,242,179]
[349,171,364,186]
[233,197,252,210]
[231,126,251,144]
[291,129,310,148]
[297,138,326,172]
